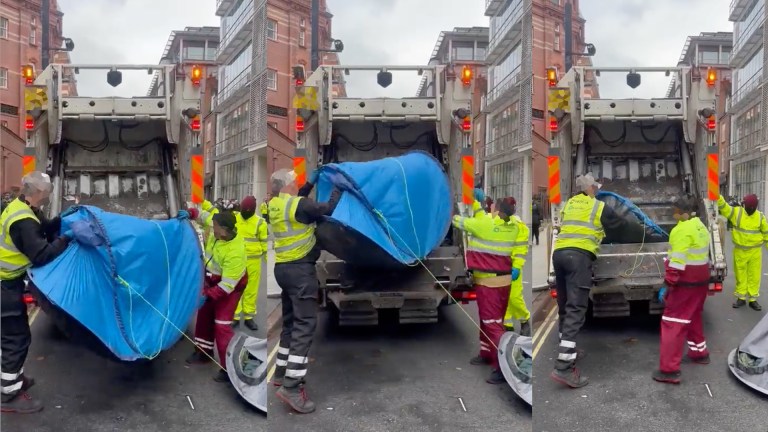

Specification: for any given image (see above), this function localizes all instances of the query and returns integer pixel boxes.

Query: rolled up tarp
[596,191,669,243]
[314,151,452,268]
[27,205,204,361]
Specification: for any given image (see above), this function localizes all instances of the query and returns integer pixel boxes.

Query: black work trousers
[1,277,31,402]
[532,223,541,245]
[274,262,319,388]
[552,249,593,371]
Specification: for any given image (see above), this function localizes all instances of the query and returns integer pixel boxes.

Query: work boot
[470,355,491,366]
[550,367,589,388]
[20,375,35,391]
[273,367,285,387]
[519,321,531,337]
[244,319,258,331]
[486,369,506,385]
[733,299,747,308]
[0,392,44,414]
[684,354,710,365]
[749,301,762,311]
[276,384,316,414]
[185,351,212,365]
[652,370,681,384]
[213,369,229,383]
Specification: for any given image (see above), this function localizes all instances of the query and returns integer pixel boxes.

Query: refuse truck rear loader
[292,65,478,326]
[545,66,727,318]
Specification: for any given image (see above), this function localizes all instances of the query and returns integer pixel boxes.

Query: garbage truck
[291,64,477,326]
[21,63,205,220]
[545,66,727,318]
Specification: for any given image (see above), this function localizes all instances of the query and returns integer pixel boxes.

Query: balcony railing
[730,0,754,21]
[486,65,522,108]
[485,129,522,158]
[485,0,505,16]
[731,1,764,65]
[731,69,762,108]
[486,0,524,63]
[215,68,251,111]
[217,2,254,63]
[216,0,236,16]
[214,128,249,158]
[730,128,762,157]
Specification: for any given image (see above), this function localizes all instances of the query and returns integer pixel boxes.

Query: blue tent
[27,206,204,361]
[314,151,452,268]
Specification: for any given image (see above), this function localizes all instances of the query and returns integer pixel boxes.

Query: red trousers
[659,284,710,373]
[193,275,246,369]
[476,283,510,369]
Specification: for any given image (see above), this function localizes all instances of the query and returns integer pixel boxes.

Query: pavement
[531,231,768,432]
[266,249,534,432]
[2,258,269,432]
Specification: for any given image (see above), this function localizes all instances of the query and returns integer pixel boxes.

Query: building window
[0,68,7,88]
[267,19,277,40]
[698,47,719,65]
[0,17,8,38]
[551,0,560,4]
[29,28,36,45]
[300,18,306,27]
[267,69,277,91]
[299,30,305,47]
[0,104,19,116]
[554,24,561,51]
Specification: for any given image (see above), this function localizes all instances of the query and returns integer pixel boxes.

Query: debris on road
[186,395,195,410]
[704,383,713,398]
[457,397,467,412]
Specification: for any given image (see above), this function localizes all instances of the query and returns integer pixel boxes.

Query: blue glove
[308,169,320,185]
[658,286,667,303]
[177,210,190,220]
[474,188,485,203]
[512,268,521,281]
[329,171,355,191]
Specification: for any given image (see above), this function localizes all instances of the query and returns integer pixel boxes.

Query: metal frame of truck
[292,64,477,326]
[545,66,727,318]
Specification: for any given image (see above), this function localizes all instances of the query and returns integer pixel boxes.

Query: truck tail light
[25,115,34,130]
[706,68,716,87]
[707,115,715,131]
[461,66,472,86]
[191,65,202,86]
[550,288,558,299]
[22,65,35,85]
[549,116,558,132]
[191,116,201,131]
[462,116,471,131]
[296,116,305,132]
[546,68,558,87]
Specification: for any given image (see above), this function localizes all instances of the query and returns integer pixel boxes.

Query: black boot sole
[275,389,316,414]
[0,405,44,414]
[748,303,762,311]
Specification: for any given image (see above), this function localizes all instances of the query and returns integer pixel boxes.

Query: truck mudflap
[225,333,267,413]
[728,312,768,396]
[498,332,532,405]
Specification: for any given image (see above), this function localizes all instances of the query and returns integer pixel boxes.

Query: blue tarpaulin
[27,206,204,361]
[596,190,669,237]
[314,151,452,267]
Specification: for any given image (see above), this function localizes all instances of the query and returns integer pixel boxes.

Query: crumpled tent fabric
[729,312,768,395]
[226,333,267,412]
[596,191,669,243]
[498,332,532,405]
[314,151,452,268]
[27,205,204,361]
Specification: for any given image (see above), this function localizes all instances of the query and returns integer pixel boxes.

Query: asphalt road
[2,258,269,432]
[532,239,768,432]
[267,251,534,432]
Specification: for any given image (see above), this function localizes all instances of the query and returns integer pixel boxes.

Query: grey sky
[581,0,732,98]
[327,0,487,97]
[59,0,219,97]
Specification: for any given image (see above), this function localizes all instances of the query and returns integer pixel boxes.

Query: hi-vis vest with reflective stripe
[235,212,267,260]
[458,216,516,274]
[667,217,710,271]
[717,196,768,249]
[511,215,530,270]
[212,234,247,293]
[0,199,39,280]
[554,193,605,256]
[269,193,316,263]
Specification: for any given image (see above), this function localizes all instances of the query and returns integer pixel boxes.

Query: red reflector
[707,115,716,131]
[295,79,304,86]
[462,117,471,131]
[549,116,558,132]
[191,118,201,131]
[465,291,477,300]
[296,117,305,132]
[712,282,722,292]
[25,116,34,130]
[23,294,35,304]
[550,288,557,299]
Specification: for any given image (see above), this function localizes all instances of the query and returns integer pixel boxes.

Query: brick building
[0,0,68,193]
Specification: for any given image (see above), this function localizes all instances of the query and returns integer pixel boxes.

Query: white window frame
[554,24,560,51]
[266,19,277,41]
[0,68,7,88]
[300,18,306,27]
[29,26,36,45]
[267,69,277,91]
[0,17,8,39]
[299,30,305,47]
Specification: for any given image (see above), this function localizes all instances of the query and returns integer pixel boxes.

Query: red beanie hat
[240,196,257,212]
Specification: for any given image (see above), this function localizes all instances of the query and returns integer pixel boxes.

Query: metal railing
[485,129,521,158]
[219,0,254,52]
[486,65,522,107]
[731,69,762,107]
[488,0,523,55]
[215,67,251,108]
[733,1,764,57]
[730,128,761,156]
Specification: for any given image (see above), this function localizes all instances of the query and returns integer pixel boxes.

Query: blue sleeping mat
[27,206,204,361]
[314,151,452,267]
